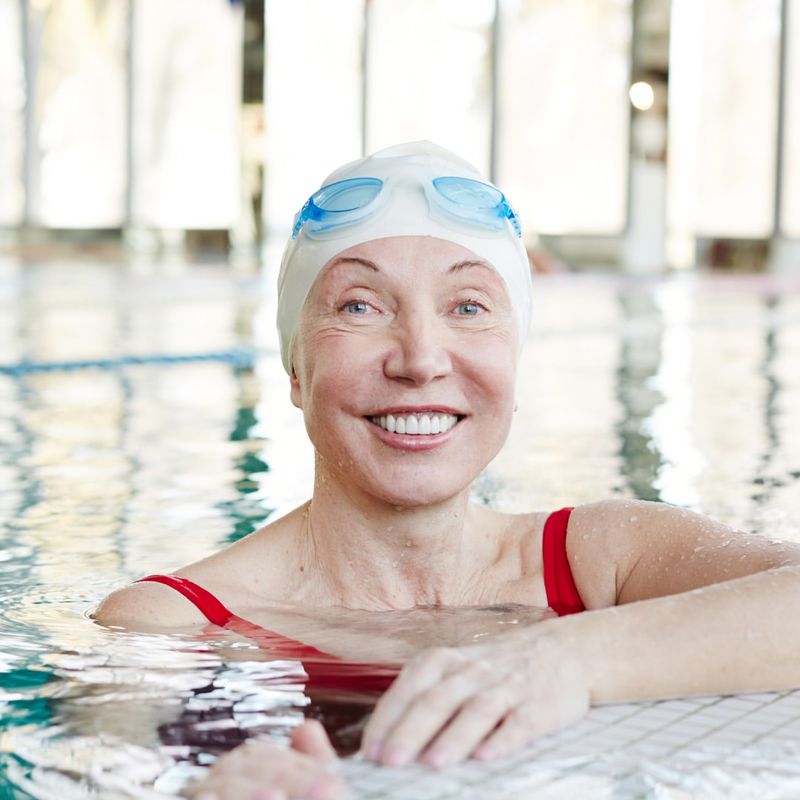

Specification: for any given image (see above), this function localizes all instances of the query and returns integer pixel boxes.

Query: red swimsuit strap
[135,574,334,659]
[542,507,586,616]
[137,574,233,626]
[136,574,400,693]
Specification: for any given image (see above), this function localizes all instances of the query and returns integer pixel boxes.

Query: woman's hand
[361,629,590,769]
[185,719,349,800]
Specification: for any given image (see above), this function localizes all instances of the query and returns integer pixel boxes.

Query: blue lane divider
[0,347,256,376]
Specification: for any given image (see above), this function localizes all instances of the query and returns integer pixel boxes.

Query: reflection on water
[0,610,308,796]
[752,293,781,508]
[615,283,665,501]
[1,260,800,796]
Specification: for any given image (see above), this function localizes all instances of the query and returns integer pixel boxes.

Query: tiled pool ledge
[340,690,800,799]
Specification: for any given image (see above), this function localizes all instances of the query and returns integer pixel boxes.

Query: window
[366,0,494,173]
[0,0,24,226]
[781,0,800,236]
[131,0,243,229]
[667,0,781,239]
[497,0,632,235]
[25,0,127,227]
[263,0,363,234]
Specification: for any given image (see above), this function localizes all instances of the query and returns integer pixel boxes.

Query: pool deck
[341,689,800,799]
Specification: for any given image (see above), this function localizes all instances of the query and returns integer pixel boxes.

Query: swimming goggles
[291,176,522,240]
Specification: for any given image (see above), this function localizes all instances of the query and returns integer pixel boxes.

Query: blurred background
[1,0,799,272]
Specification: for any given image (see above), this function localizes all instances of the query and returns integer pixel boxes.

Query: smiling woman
[292,237,517,511]
[93,142,800,800]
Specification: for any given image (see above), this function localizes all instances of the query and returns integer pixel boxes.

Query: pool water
[1,253,800,798]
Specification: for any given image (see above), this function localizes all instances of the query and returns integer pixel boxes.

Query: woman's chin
[363,478,471,510]
[316,453,481,509]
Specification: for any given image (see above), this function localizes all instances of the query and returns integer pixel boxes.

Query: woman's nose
[383,313,453,385]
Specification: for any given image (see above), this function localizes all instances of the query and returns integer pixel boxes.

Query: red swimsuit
[137,507,584,693]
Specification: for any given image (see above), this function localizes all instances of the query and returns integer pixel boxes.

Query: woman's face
[290,236,518,508]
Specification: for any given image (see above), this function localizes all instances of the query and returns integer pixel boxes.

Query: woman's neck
[292,474,504,610]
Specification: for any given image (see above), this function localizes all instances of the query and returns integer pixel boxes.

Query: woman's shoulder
[555,498,683,609]
[93,506,306,631]
[565,497,692,563]
[92,578,209,630]
[567,497,685,535]
[566,497,749,549]
[564,498,800,605]
[92,552,274,631]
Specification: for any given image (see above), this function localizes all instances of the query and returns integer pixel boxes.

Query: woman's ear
[289,367,303,409]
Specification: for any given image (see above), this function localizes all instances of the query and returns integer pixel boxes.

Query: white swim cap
[277,141,532,374]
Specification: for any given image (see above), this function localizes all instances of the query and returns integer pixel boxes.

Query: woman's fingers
[361,647,460,760]
[195,768,344,800]
[187,735,347,800]
[376,668,506,767]
[363,648,515,768]
[251,791,288,800]
[473,682,592,762]
[361,637,592,769]
[418,687,512,768]
[195,779,294,800]
[471,703,549,761]
[235,740,345,799]
[192,775,286,800]
[291,719,338,762]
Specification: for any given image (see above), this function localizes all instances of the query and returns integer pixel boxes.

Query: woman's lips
[368,411,460,436]
[364,413,464,450]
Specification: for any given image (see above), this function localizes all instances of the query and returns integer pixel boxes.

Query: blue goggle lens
[312,177,383,213]
[433,176,503,208]
[292,175,521,239]
[433,177,522,237]
[292,177,383,239]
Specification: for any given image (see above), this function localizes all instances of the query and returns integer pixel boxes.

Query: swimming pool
[1,252,800,798]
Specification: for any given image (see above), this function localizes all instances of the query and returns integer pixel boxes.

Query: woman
[95,142,800,800]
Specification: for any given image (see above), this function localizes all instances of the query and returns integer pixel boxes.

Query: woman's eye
[342,300,370,314]
[456,301,483,316]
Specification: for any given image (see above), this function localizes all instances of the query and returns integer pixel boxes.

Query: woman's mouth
[367,412,461,435]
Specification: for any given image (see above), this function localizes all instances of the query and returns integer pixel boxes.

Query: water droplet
[629,516,638,523]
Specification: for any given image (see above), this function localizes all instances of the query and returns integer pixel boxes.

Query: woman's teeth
[370,413,459,435]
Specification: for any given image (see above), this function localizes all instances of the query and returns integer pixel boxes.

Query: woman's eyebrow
[447,259,494,274]
[325,256,493,276]
[327,256,381,273]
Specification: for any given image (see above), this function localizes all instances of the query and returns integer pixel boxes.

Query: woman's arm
[563,499,800,699]
[361,501,800,768]
[557,560,800,702]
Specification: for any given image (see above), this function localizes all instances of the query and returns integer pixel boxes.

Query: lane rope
[0,348,256,376]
